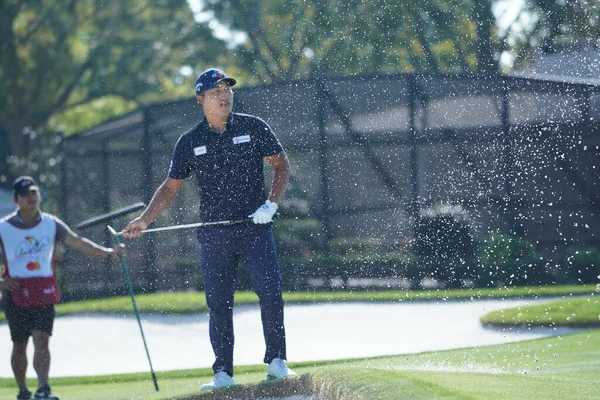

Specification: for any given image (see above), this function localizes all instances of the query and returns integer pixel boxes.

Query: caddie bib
[0,213,60,307]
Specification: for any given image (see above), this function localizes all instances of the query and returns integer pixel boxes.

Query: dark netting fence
[58,73,600,299]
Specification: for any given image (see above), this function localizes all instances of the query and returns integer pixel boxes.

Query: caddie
[0,176,124,400]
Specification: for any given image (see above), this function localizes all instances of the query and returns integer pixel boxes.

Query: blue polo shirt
[169,113,284,222]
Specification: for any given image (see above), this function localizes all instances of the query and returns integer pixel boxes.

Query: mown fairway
[0,285,597,399]
[0,328,596,399]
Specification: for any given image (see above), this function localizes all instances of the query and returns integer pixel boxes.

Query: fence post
[141,107,158,292]
[408,75,419,220]
[317,79,333,252]
[501,78,519,236]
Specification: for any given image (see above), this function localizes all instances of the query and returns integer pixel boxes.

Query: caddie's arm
[0,277,20,291]
[53,217,123,260]
[0,245,19,290]
[123,177,184,238]
[63,228,124,261]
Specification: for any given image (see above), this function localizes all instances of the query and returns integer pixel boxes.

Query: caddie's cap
[195,68,236,95]
[13,176,40,196]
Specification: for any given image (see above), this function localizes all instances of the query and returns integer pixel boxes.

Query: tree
[530,0,599,45]
[498,0,600,69]
[0,0,223,180]
[200,0,497,82]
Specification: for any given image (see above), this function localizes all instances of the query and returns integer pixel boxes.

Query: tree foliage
[208,0,497,82]
[0,0,223,179]
[529,0,599,43]
[497,0,600,69]
[1,0,598,185]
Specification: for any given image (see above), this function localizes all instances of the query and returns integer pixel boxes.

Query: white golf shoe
[266,358,297,380]
[200,371,236,391]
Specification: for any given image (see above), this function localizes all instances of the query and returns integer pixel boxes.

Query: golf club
[107,223,159,391]
[109,218,249,236]
[75,203,158,391]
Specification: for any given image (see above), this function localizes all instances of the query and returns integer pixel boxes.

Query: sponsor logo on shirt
[26,261,41,271]
[194,146,207,155]
[15,236,50,258]
[233,135,251,144]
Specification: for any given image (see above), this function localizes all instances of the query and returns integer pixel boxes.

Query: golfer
[0,176,125,400]
[123,68,295,390]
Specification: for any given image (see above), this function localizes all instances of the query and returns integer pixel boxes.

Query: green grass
[482,295,600,327]
[332,328,600,400]
[48,283,599,318]
[0,284,598,398]
[0,329,596,399]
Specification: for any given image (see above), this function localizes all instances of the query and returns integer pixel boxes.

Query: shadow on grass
[176,374,355,400]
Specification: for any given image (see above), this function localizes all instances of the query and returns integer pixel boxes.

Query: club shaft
[112,219,247,236]
[109,221,159,391]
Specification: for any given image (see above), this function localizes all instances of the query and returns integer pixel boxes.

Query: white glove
[249,200,278,224]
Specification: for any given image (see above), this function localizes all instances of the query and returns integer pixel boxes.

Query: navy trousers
[197,223,287,376]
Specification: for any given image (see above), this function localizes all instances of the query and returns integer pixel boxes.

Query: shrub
[173,260,204,290]
[273,218,323,257]
[329,237,383,255]
[565,247,600,283]
[477,233,546,286]
[413,203,475,287]
[279,252,417,290]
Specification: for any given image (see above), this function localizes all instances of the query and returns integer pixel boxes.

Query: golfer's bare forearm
[269,168,290,203]
[267,153,291,203]
[140,178,183,224]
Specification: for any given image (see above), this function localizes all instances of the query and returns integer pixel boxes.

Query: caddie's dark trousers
[197,223,287,376]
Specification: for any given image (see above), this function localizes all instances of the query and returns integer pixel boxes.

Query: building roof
[509,40,600,85]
